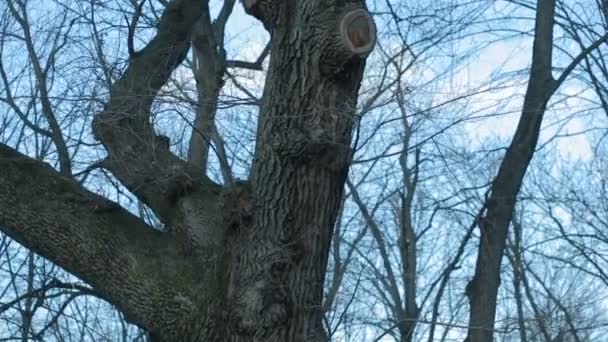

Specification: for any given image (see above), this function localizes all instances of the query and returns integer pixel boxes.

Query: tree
[465,0,608,340]
[0,0,377,340]
[3,0,608,341]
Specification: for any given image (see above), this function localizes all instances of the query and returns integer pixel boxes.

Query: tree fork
[0,0,377,340]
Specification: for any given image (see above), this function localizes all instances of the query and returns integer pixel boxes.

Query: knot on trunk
[318,6,376,75]
[269,123,352,173]
[221,180,254,228]
[231,277,289,335]
[242,0,276,29]
[340,9,376,55]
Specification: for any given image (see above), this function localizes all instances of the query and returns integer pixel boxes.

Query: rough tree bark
[0,0,375,341]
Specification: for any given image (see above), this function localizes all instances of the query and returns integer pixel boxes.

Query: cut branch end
[340,9,376,56]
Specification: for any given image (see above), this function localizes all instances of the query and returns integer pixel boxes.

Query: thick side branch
[0,143,201,333]
[92,0,214,221]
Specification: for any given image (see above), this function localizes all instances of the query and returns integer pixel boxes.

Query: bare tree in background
[465,0,608,340]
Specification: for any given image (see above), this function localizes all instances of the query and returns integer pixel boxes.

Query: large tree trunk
[0,0,375,341]
[211,2,374,340]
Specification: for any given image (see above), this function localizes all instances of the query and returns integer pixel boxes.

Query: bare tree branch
[91,0,220,222]
[0,143,199,333]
